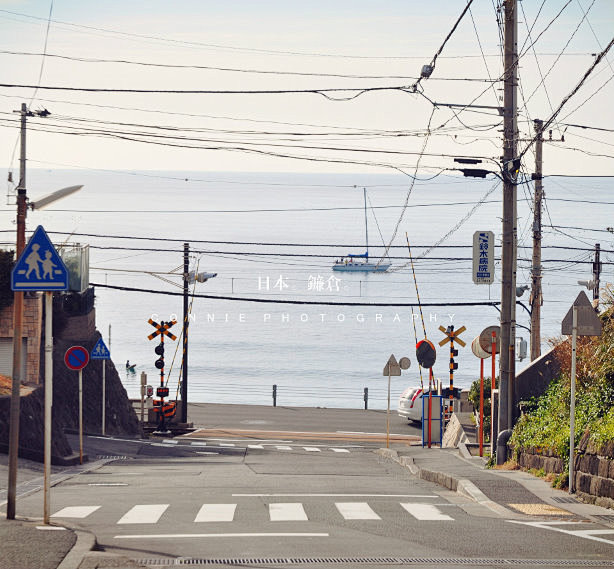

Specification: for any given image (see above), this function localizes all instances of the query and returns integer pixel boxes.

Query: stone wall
[575,432,614,510]
[517,448,565,475]
[0,294,42,384]
[516,435,614,510]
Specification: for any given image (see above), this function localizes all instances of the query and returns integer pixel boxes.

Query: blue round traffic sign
[64,346,90,371]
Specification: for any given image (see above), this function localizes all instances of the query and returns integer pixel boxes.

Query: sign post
[416,339,437,448]
[64,346,90,464]
[91,338,110,436]
[472,231,495,284]
[11,225,68,524]
[562,292,601,493]
[382,355,410,448]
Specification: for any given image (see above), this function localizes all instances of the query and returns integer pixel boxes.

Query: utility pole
[498,0,518,461]
[181,243,189,424]
[7,103,28,519]
[593,243,601,310]
[530,119,544,361]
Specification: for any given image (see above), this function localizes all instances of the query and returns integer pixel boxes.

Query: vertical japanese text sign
[473,231,495,285]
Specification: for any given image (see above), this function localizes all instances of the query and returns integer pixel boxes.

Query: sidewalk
[379,444,614,524]
[0,454,101,569]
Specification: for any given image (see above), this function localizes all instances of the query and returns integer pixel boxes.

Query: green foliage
[511,285,614,465]
[0,249,15,311]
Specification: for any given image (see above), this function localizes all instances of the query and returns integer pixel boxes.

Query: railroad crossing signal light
[155,343,164,356]
[451,348,459,357]
[450,362,459,370]
[155,357,164,369]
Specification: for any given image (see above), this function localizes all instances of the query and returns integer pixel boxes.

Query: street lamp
[6,104,84,522]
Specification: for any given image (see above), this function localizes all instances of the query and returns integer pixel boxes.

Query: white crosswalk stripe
[117,504,169,524]
[335,502,381,520]
[194,504,236,522]
[51,506,100,518]
[275,445,293,451]
[269,503,308,521]
[49,501,458,524]
[330,448,350,453]
[303,447,321,452]
[400,503,454,521]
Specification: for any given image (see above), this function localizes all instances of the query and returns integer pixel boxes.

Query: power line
[91,282,502,307]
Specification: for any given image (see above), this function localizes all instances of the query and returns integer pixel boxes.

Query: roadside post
[91,337,110,435]
[416,339,437,448]
[476,326,500,456]
[64,346,90,464]
[382,354,410,448]
[471,334,490,457]
[140,372,147,425]
[11,225,68,524]
[561,292,601,493]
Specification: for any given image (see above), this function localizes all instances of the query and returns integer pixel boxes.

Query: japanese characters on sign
[472,231,495,285]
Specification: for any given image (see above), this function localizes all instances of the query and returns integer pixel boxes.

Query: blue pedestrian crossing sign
[11,225,69,291]
[91,338,111,360]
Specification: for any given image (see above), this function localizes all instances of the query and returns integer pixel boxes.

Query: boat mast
[363,187,369,261]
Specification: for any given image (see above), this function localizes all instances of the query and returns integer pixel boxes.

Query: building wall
[0,294,42,384]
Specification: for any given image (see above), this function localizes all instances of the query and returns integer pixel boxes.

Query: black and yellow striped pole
[439,325,466,421]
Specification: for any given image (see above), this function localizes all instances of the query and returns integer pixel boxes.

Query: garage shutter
[0,338,27,378]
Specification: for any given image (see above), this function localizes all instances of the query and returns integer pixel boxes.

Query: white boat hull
[332,262,391,272]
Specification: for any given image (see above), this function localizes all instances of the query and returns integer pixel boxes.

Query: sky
[0,0,612,176]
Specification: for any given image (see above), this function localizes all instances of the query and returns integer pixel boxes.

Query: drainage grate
[551,496,579,504]
[96,455,130,460]
[135,557,614,567]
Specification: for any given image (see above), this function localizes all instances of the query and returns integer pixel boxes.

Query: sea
[3,170,611,410]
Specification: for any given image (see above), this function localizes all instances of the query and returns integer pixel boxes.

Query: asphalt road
[9,410,614,568]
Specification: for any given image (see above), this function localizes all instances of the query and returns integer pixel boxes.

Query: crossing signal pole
[593,243,601,310]
[438,325,466,419]
[148,319,176,433]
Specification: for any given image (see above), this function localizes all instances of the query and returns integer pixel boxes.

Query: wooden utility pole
[593,243,601,310]
[498,0,518,458]
[181,243,189,424]
[530,119,544,361]
[7,103,28,519]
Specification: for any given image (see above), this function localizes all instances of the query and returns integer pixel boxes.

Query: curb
[57,527,97,569]
[376,448,514,516]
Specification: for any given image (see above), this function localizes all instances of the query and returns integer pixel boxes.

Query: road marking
[330,448,350,453]
[194,504,236,522]
[248,444,264,449]
[233,493,437,498]
[303,447,321,452]
[162,439,178,445]
[51,506,101,519]
[115,532,329,539]
[87,483,128,487]
[336,502,381,520]
[117,504,169,524]
[269,503,308,521]
[195,451,219,455]
[400,503,454,521]
[36,526,67,530]
[218,443,235,447]
[190,442,208,447]
[275,445,293,451]
[508,520,614,545]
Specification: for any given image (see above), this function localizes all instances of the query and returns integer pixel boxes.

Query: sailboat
[332,188,391,272]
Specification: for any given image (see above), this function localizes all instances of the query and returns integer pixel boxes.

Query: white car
[397,386,424,423]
